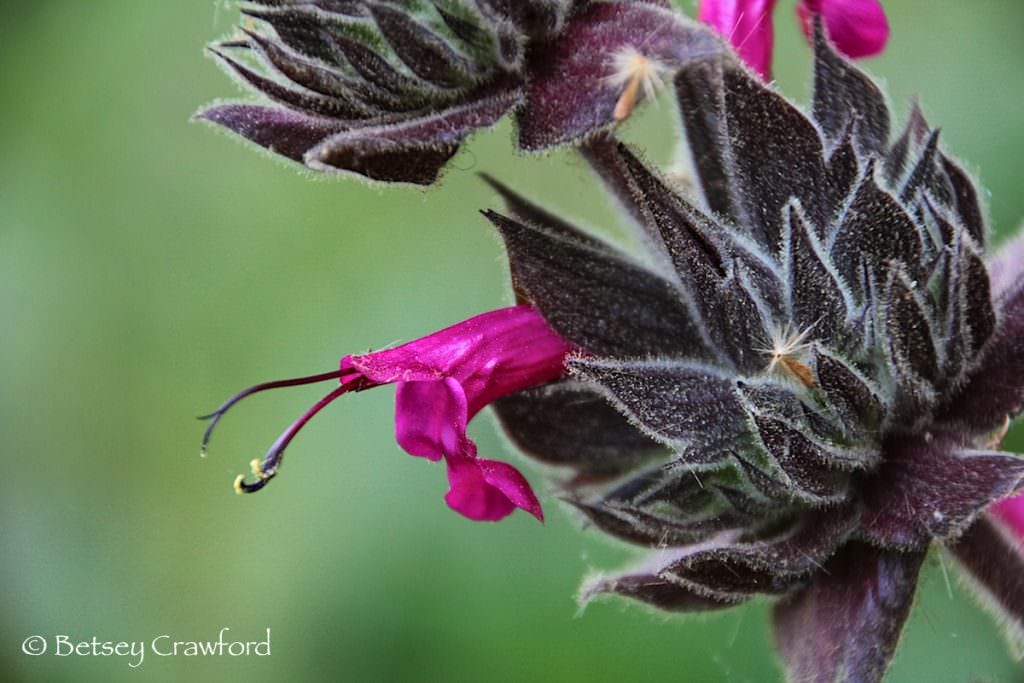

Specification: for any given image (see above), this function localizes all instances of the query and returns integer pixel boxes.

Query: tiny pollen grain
[250,458,265,479]
[608,47,667,123]
[233,474,246,495]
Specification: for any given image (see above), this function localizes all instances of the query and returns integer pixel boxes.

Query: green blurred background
[2,1,1023,681]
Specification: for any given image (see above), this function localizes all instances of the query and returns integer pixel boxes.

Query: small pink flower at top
[994,493,1024,546]
[699,0,889,79]
[201,306,573,522]
[699,0,779,80]
[796,0,889,60]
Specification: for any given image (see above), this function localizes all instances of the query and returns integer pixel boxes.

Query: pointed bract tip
[191,106,216,125]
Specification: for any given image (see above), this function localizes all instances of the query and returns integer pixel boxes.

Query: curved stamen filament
[235,384,351,494]
[199,368,353,456]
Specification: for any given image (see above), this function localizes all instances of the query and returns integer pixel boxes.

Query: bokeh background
[2,1,1023,681]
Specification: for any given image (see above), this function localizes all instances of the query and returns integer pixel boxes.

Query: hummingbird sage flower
[195,0,721,184]
[699,0,888,78]
[199,3,1024,679]
[201,306,571,521]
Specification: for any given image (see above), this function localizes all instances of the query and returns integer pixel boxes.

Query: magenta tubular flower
[994,493,1024,543]
[699,0,778,80]
[797,0,889,59]
[699,0,888,78]
[200,305,572,522]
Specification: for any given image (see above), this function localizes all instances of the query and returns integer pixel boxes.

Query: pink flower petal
[699,0,778,80]
[797,0,889,59]
[349,305,569,418]
[394,378,466,462]
[993,493,1024,544]
[444,456,517,521]
[347,305,570,522]
[476,458,544,522]
[443,447,543,522]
